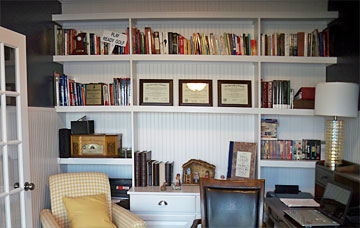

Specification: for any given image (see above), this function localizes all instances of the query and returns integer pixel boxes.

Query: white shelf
[58,158,133,165]
[259,56,337,65]
[260,108,315,116]
[260,160,317,168]
[55,106,132,113]
[53,55,130,63]
[53,54,337,65]
[52,12,338,23]
[55,106,320,116]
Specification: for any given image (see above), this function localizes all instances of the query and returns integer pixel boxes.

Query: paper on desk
[280,198,320,207]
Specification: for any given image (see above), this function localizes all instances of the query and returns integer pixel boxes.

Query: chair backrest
[49,172,112,228]
[199,178,265,228]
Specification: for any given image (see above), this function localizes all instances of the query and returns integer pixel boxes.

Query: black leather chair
[191,178,265,228]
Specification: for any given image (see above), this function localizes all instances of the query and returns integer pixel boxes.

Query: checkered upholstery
[39,172,145,228]
[49,172,112,228]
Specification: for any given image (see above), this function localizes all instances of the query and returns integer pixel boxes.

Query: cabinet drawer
[316,167,334,187]
[130,195,196,213]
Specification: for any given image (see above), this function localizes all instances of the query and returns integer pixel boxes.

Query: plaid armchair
[40,172,145,228]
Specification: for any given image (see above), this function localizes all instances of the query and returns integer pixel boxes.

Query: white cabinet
[52,11,337,193]
[128,186,200,228]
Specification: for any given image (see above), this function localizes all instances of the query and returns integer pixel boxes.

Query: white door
[0,26,33,227]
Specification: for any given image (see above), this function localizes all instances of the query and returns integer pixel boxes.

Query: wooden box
[70,134,122,158]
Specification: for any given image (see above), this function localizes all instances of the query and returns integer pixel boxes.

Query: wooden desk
[265,198,303,228]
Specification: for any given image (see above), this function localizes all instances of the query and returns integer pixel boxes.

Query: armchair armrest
[191,219,201,228]
[40,209,61,228]
[112,203,146,228]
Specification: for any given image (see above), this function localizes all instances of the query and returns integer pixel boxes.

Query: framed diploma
[218,80,252,107]
[140,79,173,106]
[179,80,213,106]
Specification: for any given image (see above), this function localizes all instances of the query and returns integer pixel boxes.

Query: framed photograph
[218,80,252,107]
[227,141,257,180]
[140,79,173,106]
[179,80,213,106]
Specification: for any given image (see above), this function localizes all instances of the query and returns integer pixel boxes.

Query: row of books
[55,73,131,106]
[261,139,321,160]
[132,27,257,56]
[260,29,331,57]
[55,28,129,56]
[261,80,294,109]
[134,151,174,187]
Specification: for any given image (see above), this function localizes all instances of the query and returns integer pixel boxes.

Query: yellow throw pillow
[63,193,116,228]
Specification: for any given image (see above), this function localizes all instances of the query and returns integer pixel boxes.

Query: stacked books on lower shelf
[54,73,131,106]
[261,139,321,161]
[134,150,174,187]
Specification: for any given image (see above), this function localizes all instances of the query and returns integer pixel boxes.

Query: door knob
[24,182,35,191]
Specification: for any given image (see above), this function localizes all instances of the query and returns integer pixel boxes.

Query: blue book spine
[248,34,252,56]
[227,141,234,179]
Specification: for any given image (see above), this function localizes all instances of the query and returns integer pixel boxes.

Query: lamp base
[325,119,344,170]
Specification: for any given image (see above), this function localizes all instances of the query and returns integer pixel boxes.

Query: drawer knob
[158,200,168,206]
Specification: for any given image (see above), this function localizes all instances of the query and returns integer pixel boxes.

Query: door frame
[0,26,33,227]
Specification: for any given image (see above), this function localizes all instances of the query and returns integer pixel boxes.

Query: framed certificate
[140,79,173,106]
[218,80,251,107]
[179,80,213,106]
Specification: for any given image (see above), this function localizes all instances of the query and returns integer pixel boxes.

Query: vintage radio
[70,134,122,158]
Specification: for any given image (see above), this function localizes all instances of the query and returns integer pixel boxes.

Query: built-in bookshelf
[53,11,337,194]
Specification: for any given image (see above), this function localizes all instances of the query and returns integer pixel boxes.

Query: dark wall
[327,0,360,108]
[0,0,62,107]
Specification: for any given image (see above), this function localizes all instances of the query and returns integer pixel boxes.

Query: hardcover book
[227,141,257,180]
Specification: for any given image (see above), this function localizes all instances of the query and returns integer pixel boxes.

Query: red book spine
[96,36,100,55]
[262,81,268,108]
[179,36,184,54]
[145,28,150,54]
[137,30,141,54]
[268,81,273,108]
[131,27,137,54]
[125,27,129,54]
[238,36,241,55]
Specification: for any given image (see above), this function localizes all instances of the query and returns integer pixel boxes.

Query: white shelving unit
[53,11,337,194]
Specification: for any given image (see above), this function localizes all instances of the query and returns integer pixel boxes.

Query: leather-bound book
[165,161,174,186]
[153,161,160,186]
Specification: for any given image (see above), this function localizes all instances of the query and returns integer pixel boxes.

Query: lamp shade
[315,82,359,117]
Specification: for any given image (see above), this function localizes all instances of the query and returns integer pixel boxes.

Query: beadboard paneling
[261,167,315,195]
[61,112,132,147]
[134,112,257,179]
[61,0,329,14]
[63,62,130,84]
[261,19,330,34]
[28,107,59,228]
[261,63,326,93]
[344,114,360,164]
[61,164,132,179]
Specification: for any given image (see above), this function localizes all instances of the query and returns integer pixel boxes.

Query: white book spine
[285,33,290,56]
[163,32,168,54]
[304,33,308,57]
[159,32,164,54]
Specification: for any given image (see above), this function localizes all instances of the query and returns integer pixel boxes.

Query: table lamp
[315,82,359,170]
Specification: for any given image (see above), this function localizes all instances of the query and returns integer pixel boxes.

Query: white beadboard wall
[135,112,256,178]
[60,0,329,14]
[343,113,360,164]
[28,107,60,228]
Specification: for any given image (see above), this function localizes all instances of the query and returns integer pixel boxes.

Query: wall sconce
[186,83,207,91]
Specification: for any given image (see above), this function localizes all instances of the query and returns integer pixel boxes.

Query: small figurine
[160,181,167,191]
[186,167,191,175]
[176,173,182,186]
[194,172,199,184]
[204,170,210,178]
[220,175,225,180]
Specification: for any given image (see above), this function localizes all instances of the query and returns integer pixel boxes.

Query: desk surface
[265,198,329,228]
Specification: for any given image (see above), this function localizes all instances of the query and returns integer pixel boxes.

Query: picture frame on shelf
[179,79,213,106]
[218,80,252,107]
[139,79,173,106]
